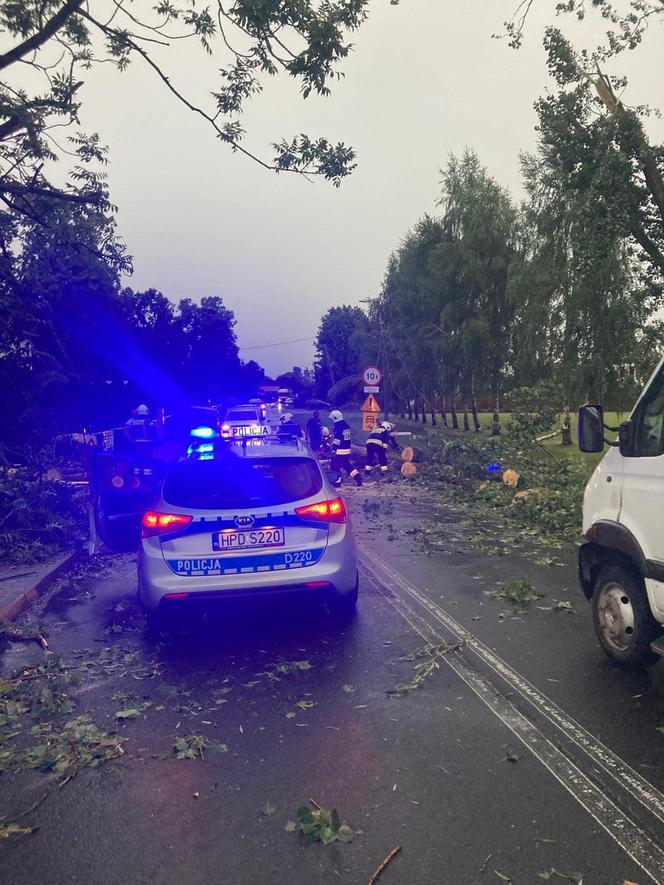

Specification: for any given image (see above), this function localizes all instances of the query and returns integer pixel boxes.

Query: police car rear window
[162,457,323,509]
[225,410,259,422]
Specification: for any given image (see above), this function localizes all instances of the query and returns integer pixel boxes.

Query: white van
[578,359,664,667]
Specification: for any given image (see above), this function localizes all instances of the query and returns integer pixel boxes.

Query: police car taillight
[295,498,346,524]
[141,511,193,537]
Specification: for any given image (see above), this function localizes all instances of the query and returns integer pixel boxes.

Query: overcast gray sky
[79,0,664,377]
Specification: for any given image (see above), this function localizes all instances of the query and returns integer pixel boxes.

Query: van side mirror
[578,404,604,452]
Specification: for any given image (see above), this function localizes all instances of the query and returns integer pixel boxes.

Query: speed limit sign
[362,365,383,386]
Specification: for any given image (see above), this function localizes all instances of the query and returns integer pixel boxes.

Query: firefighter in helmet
[365,421,401,477]
[328,410,362,488]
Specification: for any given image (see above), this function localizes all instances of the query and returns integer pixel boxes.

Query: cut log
[401,462,417,477]
[401,446,421,463]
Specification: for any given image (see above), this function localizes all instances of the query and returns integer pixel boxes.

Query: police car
[220,405,268,439]
[137,435,359,618]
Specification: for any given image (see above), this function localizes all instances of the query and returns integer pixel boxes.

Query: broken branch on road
[387,641,463,695]
[368,846,402,885]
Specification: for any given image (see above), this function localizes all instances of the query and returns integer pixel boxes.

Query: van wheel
[592,564,662,668]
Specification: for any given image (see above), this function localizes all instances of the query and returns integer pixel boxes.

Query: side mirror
[578,404,604,453]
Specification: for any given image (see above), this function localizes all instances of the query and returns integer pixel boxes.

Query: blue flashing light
[186,442,215,458]
[486,463,502,473]
[191,425,217,439]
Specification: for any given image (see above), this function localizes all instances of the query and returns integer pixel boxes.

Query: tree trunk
[440,397,448,427]
[491,393,501,436]
[451,399,459,430]
[561,403,572,446]
[471,392,480,432]
[406,400,412,420]
[462,399,470,432]
[413,400,419,422]
[421,400,427,424]
[430,403,437,426]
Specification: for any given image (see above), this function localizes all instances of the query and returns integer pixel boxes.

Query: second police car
[220,404,268,440]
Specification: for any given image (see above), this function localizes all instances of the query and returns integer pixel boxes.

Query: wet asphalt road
[3,481,664,884]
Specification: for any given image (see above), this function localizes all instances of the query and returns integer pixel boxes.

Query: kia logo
[235,515,255,528]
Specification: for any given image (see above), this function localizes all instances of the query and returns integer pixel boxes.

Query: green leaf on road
[295,804,352,844]
[337,825,353,843]
[342,684,355,693]
[486,580,542,604]
[261,800,277,816]
[114,702,152,720]
[552,601,575,612]
[284,821,297,832]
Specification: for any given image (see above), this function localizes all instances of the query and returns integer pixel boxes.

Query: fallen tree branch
[368,846,401,885]
[480,852,493,874]
[2,624,49,650]
[535,428,560,442]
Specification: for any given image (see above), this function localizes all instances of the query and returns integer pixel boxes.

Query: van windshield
[162,456,322,509]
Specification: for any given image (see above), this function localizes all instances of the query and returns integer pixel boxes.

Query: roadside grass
[389,411,627,477]
[349,408,628,548]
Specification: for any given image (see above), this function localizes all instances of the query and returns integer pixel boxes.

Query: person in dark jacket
[329,410,362,487]
[306,411,323,451]
[365,421,401,476]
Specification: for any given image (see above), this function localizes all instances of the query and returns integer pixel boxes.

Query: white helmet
[329,409,343,423]
[136,404,149,415]
[381,421,394,431]
[280,412,293,423]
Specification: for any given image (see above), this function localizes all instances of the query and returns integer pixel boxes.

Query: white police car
[137,436,358,618]
[220,405,268,439]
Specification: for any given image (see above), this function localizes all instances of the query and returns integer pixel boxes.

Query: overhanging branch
[0,0,85,72]
[0,180,103,205]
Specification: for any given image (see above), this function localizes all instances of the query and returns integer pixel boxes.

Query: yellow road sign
[361,394,381,413]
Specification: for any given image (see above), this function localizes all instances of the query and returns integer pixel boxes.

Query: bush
[0,469,85,563]
[417,403,587,542]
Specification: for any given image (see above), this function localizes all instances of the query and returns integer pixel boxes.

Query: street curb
[0,550,83,622]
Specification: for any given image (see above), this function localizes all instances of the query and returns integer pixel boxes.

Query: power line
[238,335,315,351]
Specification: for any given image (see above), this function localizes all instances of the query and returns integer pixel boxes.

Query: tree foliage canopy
[0,0,369,226]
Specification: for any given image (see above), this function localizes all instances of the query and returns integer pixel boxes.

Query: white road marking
[360,553,664,884]
[360,542,664,826]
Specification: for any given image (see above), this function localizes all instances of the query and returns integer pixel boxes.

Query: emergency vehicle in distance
[220,404,269,439]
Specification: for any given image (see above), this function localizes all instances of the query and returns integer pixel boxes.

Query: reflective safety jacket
[332,420,352,455]
[367,425,400,451]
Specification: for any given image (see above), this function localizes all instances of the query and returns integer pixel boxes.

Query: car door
[619,361,664,576]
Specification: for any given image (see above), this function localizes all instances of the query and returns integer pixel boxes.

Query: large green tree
[313,304,369,401]
[0,0,367,226]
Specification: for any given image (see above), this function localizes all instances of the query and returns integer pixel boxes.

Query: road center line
[362,565,664,884]
[359,541,664,829]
